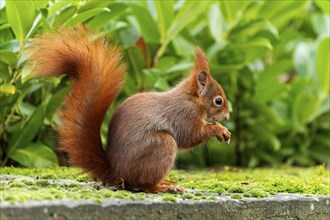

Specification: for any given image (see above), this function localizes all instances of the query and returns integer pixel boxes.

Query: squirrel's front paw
[221,129,231,142]
[214,126,231,143]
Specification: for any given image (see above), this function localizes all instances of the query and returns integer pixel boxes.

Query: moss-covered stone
[0,165,329,204]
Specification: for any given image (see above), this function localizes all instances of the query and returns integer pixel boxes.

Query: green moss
[228,186,247,193]
[35,180,51,187]
[162,195,177,202]
[28,186,39,190]
[209,187,226,194]
[179,167,330,195]
[207,196,217,200]
[0,167,89,180]
[93,197,103,203]
[21,180,34,186]
[9,182,26,188]
[243,189,269,198]
[194,192,203,196]
[230,194,243,199]
[66,183,81,188]
[133,193,146,200]
[76,174,90,182]
[40,174,58,179]
[182,193,194,199]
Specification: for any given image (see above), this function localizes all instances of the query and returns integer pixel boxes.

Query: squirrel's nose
[224,113,230,120]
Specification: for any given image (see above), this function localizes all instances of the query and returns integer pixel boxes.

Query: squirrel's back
[27,26,126,182]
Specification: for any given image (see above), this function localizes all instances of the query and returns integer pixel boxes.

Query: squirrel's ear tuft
[193,47,210,74]
[190,47,211,96]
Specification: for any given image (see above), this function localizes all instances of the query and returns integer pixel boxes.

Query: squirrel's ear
[197,71,208,95]
[192,47,211,95]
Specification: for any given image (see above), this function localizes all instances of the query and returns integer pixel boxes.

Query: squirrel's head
[190,47,230,124]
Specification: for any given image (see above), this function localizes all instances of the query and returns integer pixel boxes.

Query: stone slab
[1,194,329,220]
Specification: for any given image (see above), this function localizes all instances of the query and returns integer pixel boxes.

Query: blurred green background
[0,0,329,168]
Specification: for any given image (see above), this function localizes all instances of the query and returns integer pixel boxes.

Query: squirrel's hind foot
[143,183,185,194]
[160,179,177,185]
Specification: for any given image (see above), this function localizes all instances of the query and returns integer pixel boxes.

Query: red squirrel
[27,26,231,193]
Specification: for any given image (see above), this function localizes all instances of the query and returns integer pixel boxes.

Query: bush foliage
[0,0,329,168]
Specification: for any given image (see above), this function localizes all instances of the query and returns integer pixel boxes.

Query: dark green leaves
[8,104,46,155]
[10,143,58,167]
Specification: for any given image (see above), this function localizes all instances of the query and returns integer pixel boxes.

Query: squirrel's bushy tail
[27,26,126,182]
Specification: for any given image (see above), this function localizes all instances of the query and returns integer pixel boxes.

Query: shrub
[0,0,329,168]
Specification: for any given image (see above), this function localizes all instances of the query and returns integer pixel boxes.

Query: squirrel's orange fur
[28,26,231,193]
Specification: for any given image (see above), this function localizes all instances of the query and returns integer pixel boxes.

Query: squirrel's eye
[214,96,222,106]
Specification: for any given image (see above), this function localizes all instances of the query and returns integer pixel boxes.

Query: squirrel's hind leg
[126,131,180,193]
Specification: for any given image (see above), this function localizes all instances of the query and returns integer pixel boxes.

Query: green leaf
[255,82,286,104]
[310,96,330,121]
[46,87,68,120]
[0,39,20,52]
[208,4,224,42]
[53,5,77,26]
[255,60,292,103]
[251,124,281,151]
[129,4,160,43]
[0,83,15,94]
[0,62,10,81]
[221,0,249,26]
[172,35,194,58]
[10,143,58,168]
[78,0,110,13]
[155,0,174,43]
[26,11,45,39]
[259,1,306,28]
[87,3,127,30]
[154,77,170,91]
[163,62,193,75]
[32,0,48,9]
[66,8,110,26]
[167,2,209,41]
[37,9,52,32]
[231,19,279,40]
[126,46,144,88]
[155,1,210,60]
[5,0,35,44]
[293,91,321,126]
[293,42,315,77]
[47,1,73,17]
[314,0,330,15]
[8,105,46,155]
[316,37,330,97]
[207,41,229,61]
[230,38,273,50]
[311,13,330,36]
[0,50,17,66]
[0,23,11,30]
